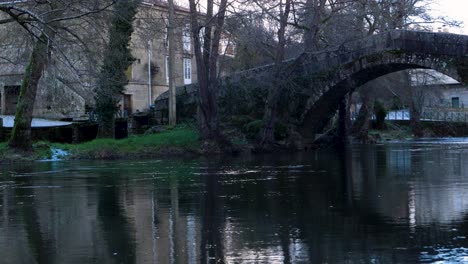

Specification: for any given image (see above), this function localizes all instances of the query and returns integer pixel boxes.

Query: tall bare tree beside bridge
[0,0,115,151]
[253,0,292,149]
[188,0,233,151]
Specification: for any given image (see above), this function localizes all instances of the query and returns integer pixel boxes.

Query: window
[452,97,460,108]
[3,85,20,115]
[163,18,169,48]
[184,58,191,84]
[183,24,191,52]
[199,27,205,53]
[164,26,168,48]
[165,56,169,84]
[125,65,133,80]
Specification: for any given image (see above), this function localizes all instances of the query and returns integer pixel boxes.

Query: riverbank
[367,120,468,143]
[3,120,468,162]
[0,125,203,162]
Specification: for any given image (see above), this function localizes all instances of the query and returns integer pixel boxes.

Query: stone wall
[0,2,198,120]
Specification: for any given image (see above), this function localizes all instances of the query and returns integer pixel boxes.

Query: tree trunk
[189,0,232,150]
[8,34,49,151]
[97,109,116,138]
[258,0,291,149]
[352,92,374,141]
[410,101,423,137]
[338,95,351,146]
[197,80,222,140]
[259,76,282,146]
[168,0,176,126]
[303,0,325,52]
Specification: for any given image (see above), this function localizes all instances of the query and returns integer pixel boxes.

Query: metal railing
[384,108,468,123]
[350,108,468,123]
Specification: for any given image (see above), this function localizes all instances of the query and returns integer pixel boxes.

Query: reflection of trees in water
[97,175,136,264]
[4,149,468,263]
[344,146,468,260]
[0,162,134,264]
[215,150,422,262]
[6,162,113,264]
[15,169,54,264]
[199,161,226,263]
[373,145,468,225]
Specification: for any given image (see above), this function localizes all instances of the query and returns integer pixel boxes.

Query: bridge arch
[297,30,468,139]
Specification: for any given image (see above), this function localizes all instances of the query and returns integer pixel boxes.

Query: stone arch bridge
[155,30,468,142]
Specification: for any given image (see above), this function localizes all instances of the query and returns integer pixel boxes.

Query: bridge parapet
[154,30,468,134]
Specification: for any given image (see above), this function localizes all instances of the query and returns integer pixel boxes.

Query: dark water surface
[2,143,468,263]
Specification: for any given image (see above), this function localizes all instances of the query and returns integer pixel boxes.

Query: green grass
[0,142,7,159]
[54,125,201,159]
[369,126,413,141]
[0,141,53,161]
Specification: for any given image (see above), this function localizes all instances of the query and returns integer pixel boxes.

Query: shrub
[243,120,263,140]
[230,115,255,128]
[274,122,288,141]
[243,120,289,141]
[374,100,387,130]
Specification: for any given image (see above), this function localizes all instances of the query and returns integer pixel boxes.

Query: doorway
[3,85,20,115]
[123,94,132,117]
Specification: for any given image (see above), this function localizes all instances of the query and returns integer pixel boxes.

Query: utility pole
[168,0,176,125]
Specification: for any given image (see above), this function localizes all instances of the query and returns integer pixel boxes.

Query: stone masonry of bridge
[154,30,468,142]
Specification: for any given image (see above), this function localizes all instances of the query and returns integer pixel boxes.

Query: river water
[2,142,468,263]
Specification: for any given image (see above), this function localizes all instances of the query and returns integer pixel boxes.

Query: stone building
[0,0,198,119]
[124,0,197,115]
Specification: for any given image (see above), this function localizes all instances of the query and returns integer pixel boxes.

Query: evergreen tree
[95,0,139,138]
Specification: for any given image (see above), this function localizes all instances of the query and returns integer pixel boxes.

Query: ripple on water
[420,247,468,263]
[16,185,63,189]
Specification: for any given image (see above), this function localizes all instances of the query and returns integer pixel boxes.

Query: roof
[0,0,191,13]
[0,0,27,5]
[141,0,191,14]
[410,69,459,86]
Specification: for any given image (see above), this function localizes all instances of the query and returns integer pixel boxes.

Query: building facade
[0,0,198,119]
[123,0,197,115]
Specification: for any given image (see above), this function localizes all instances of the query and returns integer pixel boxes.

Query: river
[2,141,468,263]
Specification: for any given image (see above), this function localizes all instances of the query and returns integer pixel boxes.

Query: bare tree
[224,10,276,71]
[405,70,444,137]
[188,0,233,151]
[0,0,115,151]
[253,0,292,149]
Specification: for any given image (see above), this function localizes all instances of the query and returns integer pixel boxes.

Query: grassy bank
[62,126,201,159]
[0,141,54,162]
[1,125,201,161]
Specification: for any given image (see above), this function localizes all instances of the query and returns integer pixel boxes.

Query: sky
[180,0,468,34]
[432,0,468,34]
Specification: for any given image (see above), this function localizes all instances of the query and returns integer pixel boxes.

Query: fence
[384,108,468,123]
[350,108,468,123]
[421,111,468,123]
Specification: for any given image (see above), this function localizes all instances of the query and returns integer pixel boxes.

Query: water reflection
[2,144,468,263]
